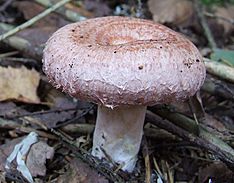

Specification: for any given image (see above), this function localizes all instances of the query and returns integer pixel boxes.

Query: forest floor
[0,0,234,182]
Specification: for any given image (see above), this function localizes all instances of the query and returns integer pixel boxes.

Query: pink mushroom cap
[43,16,206,107]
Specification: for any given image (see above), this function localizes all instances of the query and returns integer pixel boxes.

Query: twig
[204,11,234,25]
[61,123,94,134]
[6,107,78,119]
[204,57,234,83]
[0,57,37,64]
[153,157,164,181]
[194,0,217,49]
[188,98,199,125]
[142,137,151,183]
[0,0,72,41]
[0,23,43,60]
[54,105,94,128]
[0,51,18,58]
[35,0,86,22]
[18,126,57,140]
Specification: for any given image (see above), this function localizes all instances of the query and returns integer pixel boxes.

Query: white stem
[91,105,147,172]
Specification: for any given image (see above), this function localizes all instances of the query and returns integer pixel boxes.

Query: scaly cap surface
[43,16,206,107]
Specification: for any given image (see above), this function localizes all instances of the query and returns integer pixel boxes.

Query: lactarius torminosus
[43,16,206,172]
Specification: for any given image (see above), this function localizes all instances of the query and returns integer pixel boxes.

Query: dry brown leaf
[65,1,94,18]
[13,27,57,59]
[57,158,109,183]
[15,1,69,27]
[198,162,233,183]
[214,5,234,34]
[16,27,57,49]
[26,141,54,177]
[84,0,111,17]
[0,66,40,103]
[147,0,194,26]
[0,138,54,178]
[0,102,17,116]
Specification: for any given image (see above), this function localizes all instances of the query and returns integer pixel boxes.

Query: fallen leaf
[15,1,69,27]
[35,84,92,128]
[198,162,234,183]
[147,0,194,26]
[16,27,57,49]
[44,87,77,109]
[34,87,77,128]
[0,138,54,178]
[57,158,109,183]
[203,113,227,131]
[84,0,111,17]
[175,158,198,181]
[64,1,94,18]
[0,66,40,103]
[26,141,54,177]
[33,110,76,129]
[210,48,234,67]
[201,113,233,141]
[0,102,16,116]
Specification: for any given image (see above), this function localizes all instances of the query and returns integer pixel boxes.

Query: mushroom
[42,16,206,172]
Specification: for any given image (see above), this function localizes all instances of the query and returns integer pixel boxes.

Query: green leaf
[210,48,234,67]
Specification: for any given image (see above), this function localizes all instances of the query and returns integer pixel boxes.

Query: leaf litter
[0,0,234,182]
[0,66,40,103]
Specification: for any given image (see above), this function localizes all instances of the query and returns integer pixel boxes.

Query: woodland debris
[210,5,234,34]
[57,158,108,183]
[35,0,87,22]
[15,1,69,28]
[204,58,234,83]
[147,0,193,26]
[0,66,40,103]
[195,0,217,49]
[198,162,234,182]
[0,133,54,181]
[0,0,234,182]
[146,109,234,170]
[0,0,72,41]
[26,141,54,177]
